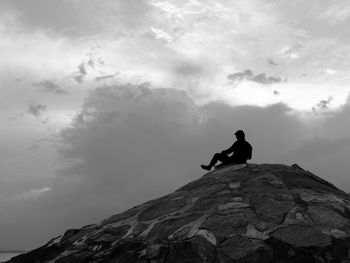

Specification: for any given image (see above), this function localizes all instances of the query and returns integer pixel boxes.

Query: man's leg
[201,153,230,170]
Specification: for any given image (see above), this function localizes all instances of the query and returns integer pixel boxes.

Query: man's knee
[214,152,221,158]
[216,153,229,163]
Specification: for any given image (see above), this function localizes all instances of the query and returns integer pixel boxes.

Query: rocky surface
[8,163,350,263]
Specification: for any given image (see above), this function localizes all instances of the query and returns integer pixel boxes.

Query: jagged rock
[138,199,187,221]
[270,225,332,247]
[8,163,350,263]
[308,205,349,229]
[250,196,295,224]
[166,236,216,263]
[217,235,273,263]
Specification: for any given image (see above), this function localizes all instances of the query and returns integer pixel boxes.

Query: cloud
[0,0,83,33]
[253,73,282,85]
[11,187,51,201]
[0,0,154,36]
[57,84,201,189]
[73,62,88,84]
[95,74,118,82]
[280,44,303,59]
[227,69,282,85]
[34,80,68,95]
[312,96,333,114]
[27,103,47,118]
[173,60,205,77]
[268,59,278,66]
[72,57,108,84]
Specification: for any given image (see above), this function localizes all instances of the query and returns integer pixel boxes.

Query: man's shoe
[201,164,211,171]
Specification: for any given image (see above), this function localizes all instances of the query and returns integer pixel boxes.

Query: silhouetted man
[201,130,252,171]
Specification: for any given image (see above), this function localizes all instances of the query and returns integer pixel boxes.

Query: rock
[166,236,216,263]
[138,199,187,221]
[196,229,216,246]
[131,222,149,237]
[201,213,248,242]
[229,182,241,189]
[217,201,250,210]
[250,196,295,224]
[245,224,269,240]
[147,213,201,240]
[307,205,349,229]
[8,163,350,263]
[189,196,227,213]
[270,225,332,247]
[102,206,141,224]
[217,235,273,263]
[283,205,313,225]
[85,225,130,248]
[60,227,96,246]
[142,243,163,259]
[327,229,348,239]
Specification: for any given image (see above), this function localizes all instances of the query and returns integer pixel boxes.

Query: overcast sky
[1,0,350,250]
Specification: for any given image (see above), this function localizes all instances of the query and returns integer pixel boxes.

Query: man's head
[234,130,245,140]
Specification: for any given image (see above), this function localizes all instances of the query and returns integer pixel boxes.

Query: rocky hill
[7,164,350,263]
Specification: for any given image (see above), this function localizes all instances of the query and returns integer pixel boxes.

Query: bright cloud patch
[11,187,51,201]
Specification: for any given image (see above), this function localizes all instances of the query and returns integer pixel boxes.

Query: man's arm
[246,144,252,160]
[221,143,236,155]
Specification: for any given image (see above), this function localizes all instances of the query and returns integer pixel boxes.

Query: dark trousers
[208,152,246,168]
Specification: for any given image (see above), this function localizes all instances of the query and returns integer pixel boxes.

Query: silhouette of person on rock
[201,130,252,171]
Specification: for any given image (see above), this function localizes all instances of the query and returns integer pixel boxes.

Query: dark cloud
[74,62,88,84]
[0,0,83,33]
[27,103,46,118]
[34,80,68,95]
[74,55,111,83]
[317,96,333,109]
[87,59,95,69]
[173,61,204,77]
[78,62,87,75]
[95,74,118,82]
[253,73,282,85]
[0,0,153,36]
[312,96,333,114]
[28,143,41,151]
[227,69,282,85]
[268,59,278,66]
[227,69,253,82]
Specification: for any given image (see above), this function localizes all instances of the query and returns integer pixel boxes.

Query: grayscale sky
[1,0,350,250]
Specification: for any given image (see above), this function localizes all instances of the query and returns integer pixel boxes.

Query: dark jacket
[223,140,252,163]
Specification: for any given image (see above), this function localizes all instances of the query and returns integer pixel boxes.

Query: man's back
[231,140,252,163]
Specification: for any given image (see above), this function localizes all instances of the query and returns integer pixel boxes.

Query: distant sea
[0,252,22,262]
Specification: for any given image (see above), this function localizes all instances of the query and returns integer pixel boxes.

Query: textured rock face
[8,164,350,263]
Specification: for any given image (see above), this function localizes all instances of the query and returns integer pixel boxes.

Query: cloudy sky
[1,0,350,250]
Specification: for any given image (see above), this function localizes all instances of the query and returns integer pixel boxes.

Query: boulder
[8,163,350,263]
